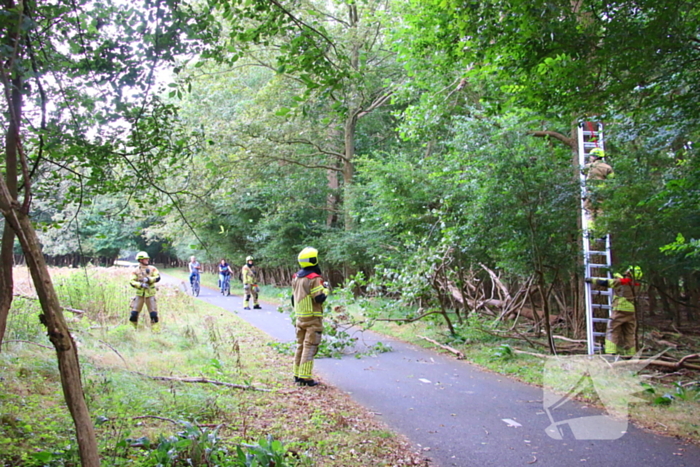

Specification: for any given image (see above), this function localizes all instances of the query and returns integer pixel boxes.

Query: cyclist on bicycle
[218,259,233,293]
[189,256,201,286]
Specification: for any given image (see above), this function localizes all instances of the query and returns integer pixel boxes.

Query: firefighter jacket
[242,264,257,285]
[130,264,161,298]
[584,160,614,182]
[292,269,328,318]
[594,277,639,313]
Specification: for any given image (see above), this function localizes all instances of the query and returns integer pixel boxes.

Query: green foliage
[638,381,700,407]
[490,344,516,362]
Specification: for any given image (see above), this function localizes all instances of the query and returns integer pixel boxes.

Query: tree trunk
[0,50,22,352]
[0,190,100,465]
[343,112,357,232]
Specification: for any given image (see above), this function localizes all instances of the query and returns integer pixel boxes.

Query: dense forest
[1,1,700,463]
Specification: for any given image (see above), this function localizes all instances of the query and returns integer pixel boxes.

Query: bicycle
[220,274,231,296]
[191,274,200,297]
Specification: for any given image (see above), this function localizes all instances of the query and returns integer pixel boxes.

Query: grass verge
[1,267,425,466]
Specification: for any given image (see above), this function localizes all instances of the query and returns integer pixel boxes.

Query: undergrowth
[0,267,422,467]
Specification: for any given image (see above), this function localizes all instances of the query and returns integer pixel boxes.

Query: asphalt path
[168,276,700,467]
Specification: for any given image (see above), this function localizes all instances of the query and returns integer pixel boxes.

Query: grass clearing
[1,267,425,466]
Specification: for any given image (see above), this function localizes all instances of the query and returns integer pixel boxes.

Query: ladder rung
[587,250,609,255]
[593,332,607,337]
[592,317,611,322]
[591,305,612,310]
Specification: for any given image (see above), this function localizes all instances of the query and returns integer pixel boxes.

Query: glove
[244,284,250,291]
[253,285,260,294]
[323,281,329,288]
[142,277,150,286]
[584,277,592,283]
[140,282,149,289]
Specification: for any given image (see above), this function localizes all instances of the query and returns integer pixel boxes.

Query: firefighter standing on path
[292,247,329,387]
[585,266,642,355]
[242,256,261,310]
[129,251,161,331]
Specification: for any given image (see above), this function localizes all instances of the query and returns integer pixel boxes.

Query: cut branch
[13,293,84,314]
[417,335,464,359]
[373,309,444,323]
[613,353,700,371]
[133,372,271,392]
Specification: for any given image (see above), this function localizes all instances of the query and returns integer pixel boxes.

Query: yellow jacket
[130,264,161,297]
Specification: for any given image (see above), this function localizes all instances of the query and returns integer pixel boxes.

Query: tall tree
[0,0,216,464]
[205,0,402,234]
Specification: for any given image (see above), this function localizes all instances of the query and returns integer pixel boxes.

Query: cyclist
[189,256,201,286]
[218,259,233,294]
[242,255,261,310]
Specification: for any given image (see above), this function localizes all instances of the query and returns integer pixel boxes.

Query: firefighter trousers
[294,316,323,380]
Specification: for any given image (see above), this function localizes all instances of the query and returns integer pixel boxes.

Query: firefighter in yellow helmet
[241,255,261,310]
[129,251,162,331]
[582,147,614,226]
[292,247,329,386]
[585,266,642,355]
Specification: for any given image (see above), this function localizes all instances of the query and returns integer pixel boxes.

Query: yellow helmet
[246,256,254,262]
[626,265,643,280]
[298,247,319,268]
[589,148,605,159]
[136,251,150,260]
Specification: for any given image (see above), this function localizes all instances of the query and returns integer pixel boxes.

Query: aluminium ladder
[578,122,614,355]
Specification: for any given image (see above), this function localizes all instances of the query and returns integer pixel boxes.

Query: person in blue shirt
[218,259,233,292]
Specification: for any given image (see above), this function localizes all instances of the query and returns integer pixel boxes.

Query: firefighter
[129,251,161,331]
[583,147,614,223]
[292,247,329,387]
[585,266,642,355]
[241,255,261,310]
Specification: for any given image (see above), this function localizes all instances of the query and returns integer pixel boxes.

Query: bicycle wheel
[224,279,230,296]
[192,280,200,297]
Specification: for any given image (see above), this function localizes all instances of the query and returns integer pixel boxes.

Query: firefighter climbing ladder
[578,122,614,355]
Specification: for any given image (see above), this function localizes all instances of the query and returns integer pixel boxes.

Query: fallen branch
[478,327,549,349]
[552,335,587,344]
[374,309,443,323]
[133,372,270,392]
[96,339,127,366]
[613,353,700,371]
[513,349,547,358]
[417,335,464,359]
[4,339,53,350]
[13,293,85,314]
[133,415,180,425]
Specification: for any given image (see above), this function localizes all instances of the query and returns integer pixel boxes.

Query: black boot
[253,304,262,309]
[297,378,319,387]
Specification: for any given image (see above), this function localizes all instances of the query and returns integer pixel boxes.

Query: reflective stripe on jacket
[292,272,326,318]
[130,265,160,298]
[597,277,638,312]
[242,264,257,284]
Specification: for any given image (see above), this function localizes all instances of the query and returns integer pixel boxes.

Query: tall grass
[1,267,420,467]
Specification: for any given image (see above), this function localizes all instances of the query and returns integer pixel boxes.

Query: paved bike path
[171,277,700,467]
